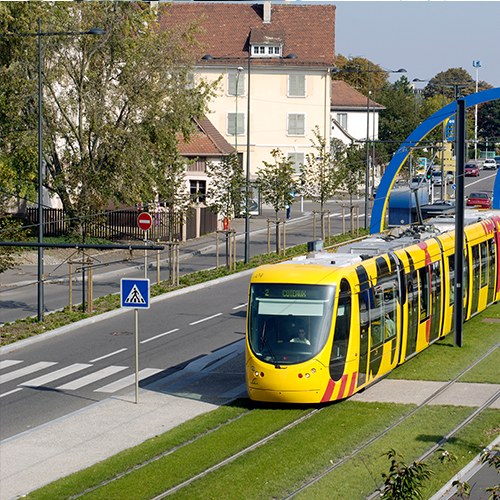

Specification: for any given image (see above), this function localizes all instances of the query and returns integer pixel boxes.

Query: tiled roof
[158,2,335,67]
[178,116,236,156]
[331,80,385,110]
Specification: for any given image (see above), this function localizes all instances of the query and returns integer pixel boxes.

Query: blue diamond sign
[121,278,150,309]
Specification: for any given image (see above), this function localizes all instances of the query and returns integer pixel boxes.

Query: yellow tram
[245,211,500,404]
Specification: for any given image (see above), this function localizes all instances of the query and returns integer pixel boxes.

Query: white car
[483,159,497,170]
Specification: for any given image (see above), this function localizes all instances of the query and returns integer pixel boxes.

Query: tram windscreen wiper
[261,322,281,368]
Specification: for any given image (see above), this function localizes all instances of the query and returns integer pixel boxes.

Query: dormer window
[251,45,282,58]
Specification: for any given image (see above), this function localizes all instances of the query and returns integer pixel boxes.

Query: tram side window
[448,255,455,305]
[369,274,397,348]
[480,242,488,288]
[419,267,430,321]
[472,244,480,285]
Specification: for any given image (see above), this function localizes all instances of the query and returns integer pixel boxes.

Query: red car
[465,164,480,176]
[466,192,492,209]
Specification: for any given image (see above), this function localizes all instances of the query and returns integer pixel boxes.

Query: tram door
[471,245,480,316]
[405,270,419,358]
[487,239,496,305]
[358,289,370,387]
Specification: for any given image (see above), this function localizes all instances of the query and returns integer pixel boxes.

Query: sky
[297,1,500,90]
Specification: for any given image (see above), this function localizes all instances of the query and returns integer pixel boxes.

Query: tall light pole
[473,60,481,161]
[1,20,105,322]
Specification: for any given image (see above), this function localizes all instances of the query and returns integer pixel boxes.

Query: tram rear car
[245,212,500,404]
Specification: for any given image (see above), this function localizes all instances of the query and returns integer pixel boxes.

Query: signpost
[121,278,150,403]
[138,212,152,279]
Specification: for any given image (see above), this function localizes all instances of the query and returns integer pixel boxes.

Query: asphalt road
[0,273,250,440]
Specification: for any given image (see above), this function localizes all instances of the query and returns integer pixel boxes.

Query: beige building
[159,1,336,178]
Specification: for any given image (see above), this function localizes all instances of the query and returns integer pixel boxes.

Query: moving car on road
[465,164,480,176]
[466,192,492,209]
[483,159,497,170]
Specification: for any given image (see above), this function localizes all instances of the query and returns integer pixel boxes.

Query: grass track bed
[164,402,412,500]
[388,302,500,382]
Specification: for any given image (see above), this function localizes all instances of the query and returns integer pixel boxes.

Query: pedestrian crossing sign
[121,279,150,309]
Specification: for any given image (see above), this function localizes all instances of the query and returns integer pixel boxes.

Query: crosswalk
[0,358,163,397]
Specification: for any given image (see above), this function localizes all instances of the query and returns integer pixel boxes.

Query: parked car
[494,156,500,167]
[483,159,497,170]
[466,192,492,209]
[465,164,480,176]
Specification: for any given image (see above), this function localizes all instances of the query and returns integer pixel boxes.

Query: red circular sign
[137,212,153,231]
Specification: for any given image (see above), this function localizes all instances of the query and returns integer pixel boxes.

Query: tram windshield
[248,283,335,365]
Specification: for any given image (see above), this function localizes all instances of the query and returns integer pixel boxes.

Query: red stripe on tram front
[321,379,335,402]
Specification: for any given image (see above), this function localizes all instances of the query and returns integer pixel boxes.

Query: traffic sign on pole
[137,212,152,231]
[121,278,150,309]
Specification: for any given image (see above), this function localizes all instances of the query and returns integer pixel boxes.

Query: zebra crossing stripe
[0,362,57,384]
[56,366,128,390]
[0,360,23,370]
[20,364,91,388]
[94,368,162,393]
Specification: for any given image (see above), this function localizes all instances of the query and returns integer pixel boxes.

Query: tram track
[63,339,500,500]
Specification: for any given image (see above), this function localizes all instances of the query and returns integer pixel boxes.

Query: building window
[287,152,305,174]
[337,113,347,129]
[188,157,206,172]
[287,113,305,136]
[227,112,245,136]
[251,45,282,58]
[190,180,206,203]
[228,72,246,97]
[288,75,306,97]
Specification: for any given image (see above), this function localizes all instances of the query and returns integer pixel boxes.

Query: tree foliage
[206,153,245,224]
[300,127,342,211]
[380,449,433,500]
[478,99,500,142]
[422,68,475,100]
[334,55,388,97]
[0,2,216,231]
[256,148,297,219]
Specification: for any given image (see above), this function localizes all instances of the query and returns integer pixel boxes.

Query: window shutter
[288,114,305,135]
[289,75,305,97]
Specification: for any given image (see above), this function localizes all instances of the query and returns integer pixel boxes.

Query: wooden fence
[22,207,217,241]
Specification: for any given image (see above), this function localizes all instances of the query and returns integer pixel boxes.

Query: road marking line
[0,360,23,370]
[94,368,162,393]
[20,364,92,388]
[90,349,128,363]
[189,313,223,326]
[141,329,179,344]
[232,303,247,310]
[0,387,23,398]
[0,362,57,384]
[56,366,128,390]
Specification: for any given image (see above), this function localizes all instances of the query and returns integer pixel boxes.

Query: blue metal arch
[370,87,500,234]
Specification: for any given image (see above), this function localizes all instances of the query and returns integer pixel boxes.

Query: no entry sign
[137,212,152,231]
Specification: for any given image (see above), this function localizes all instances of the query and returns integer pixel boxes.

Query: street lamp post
[1,20,105,322]
[473,61,481,161]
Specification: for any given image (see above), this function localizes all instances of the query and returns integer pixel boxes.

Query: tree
[380,449,433,500]
[256,149,297,253]
[337,142,365,205]
[422,68,476,100]
[206,153,245,225]
[300,129,342,239]
[478,99,500,144]
[0,3,216,234]
[334,55,388,97]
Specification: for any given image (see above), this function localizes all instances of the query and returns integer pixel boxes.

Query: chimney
[263,1,271,23]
